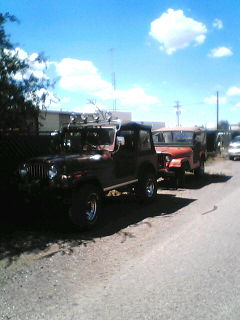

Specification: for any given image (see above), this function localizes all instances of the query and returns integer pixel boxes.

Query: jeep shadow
[158,170,232,190]
[0,191,196,266]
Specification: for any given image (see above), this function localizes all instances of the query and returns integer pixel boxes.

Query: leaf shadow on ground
[0,188,195,266]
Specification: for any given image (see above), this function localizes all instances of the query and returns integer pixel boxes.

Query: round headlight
[80,113,88,122]
[165,155,171,162]
[93,113,100,121]
[70,113,77,124]
[19,163,28,176]
[48,165,58,179]
[105,112,112,122]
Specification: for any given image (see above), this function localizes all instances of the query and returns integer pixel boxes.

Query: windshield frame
[153,130,195,146]
[52,126,117,153]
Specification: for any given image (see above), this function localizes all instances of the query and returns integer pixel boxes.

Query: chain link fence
[0,132,53,191]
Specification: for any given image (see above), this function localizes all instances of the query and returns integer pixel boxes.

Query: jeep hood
[26,150,112,169]
[155,146,193,158]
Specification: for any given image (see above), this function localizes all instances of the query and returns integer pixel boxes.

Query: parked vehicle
[228,135,240,160]
[153,127,207,188]
[17,113,158,229]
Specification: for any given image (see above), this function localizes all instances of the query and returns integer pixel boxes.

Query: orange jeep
[153,127,207,187]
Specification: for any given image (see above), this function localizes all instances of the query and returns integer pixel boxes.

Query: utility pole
[216,91,219,130]
[110,48,117,111]
[174,101,181,126]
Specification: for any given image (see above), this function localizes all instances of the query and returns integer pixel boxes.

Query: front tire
[175,167,185,189]
[168,166,185,189]
[69,184,102,230]
[135,172,157,202]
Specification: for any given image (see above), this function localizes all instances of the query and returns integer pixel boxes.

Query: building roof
[153,126,205,133]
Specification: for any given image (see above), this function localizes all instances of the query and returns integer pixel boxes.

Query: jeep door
[193,131,205,163]
[113,129,137,180]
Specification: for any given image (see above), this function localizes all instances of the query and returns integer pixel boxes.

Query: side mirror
[116,136,125,146]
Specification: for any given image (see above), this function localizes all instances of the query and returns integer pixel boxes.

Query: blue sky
[1,0,240,127]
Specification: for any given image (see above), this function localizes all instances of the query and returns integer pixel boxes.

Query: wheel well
[138,162,156,177]
[74,179,103,194]
[182,161,190,171]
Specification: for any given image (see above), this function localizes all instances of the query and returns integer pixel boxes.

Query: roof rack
[60,112,122,131]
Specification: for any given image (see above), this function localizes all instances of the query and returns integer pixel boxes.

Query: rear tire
[194,159,205,177]
[135,172,157,203]
[69,184,102,230]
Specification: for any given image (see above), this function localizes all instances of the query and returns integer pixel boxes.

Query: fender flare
[169,158,190,169]
[137,161,157,177]
[72,176,103,194]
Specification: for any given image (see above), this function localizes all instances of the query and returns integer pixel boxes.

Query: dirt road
[1,157,239,319]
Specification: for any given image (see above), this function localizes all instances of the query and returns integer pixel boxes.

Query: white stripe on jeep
[103,179,138,192]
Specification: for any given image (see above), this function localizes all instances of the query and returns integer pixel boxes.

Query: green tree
[218,120,229,130]
[0,12,57,134]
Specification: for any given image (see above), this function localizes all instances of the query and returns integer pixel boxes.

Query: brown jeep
[153,127,207,187]
[17,118,158,230]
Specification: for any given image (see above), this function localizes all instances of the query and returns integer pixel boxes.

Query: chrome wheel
[85,193,98,222]
[70,184,102,229]
[136,173,157,202]
[146,178,155,198]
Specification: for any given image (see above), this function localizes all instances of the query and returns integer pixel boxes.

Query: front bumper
[228,148,240,157]
[158,168,176,178]
[18,179,71,202]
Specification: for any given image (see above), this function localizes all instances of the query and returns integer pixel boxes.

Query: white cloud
[208,47,233,58]
[206,122,217,129]
[149,8,207,54]
[14,47,29,60]
[117,87,160,107]
[203,87,240,112]
[229,103,240,111]
[58,97,71,104]
[203,95,226,105]
[56,58,112,93]
[7,47,48,80]
[26,88,59,108]
[55,58,160,110]
[213,19,223,29]
[73,103,107,114]
[226,86,240,96]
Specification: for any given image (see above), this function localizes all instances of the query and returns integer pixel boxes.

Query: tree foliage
[0,12,56,134]
[218,120,229,130]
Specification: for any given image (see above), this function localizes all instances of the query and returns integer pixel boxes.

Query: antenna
[216,91,219,130]
[110,48,117,112]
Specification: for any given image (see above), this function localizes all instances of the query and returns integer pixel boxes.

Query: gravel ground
[0,155,236,320]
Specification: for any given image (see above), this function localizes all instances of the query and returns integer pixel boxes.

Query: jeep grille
[157,153,165,168]
[27,163,49,179]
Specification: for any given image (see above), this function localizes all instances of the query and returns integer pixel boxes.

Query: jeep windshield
[153,131,194,146]
[53,127,116,153]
